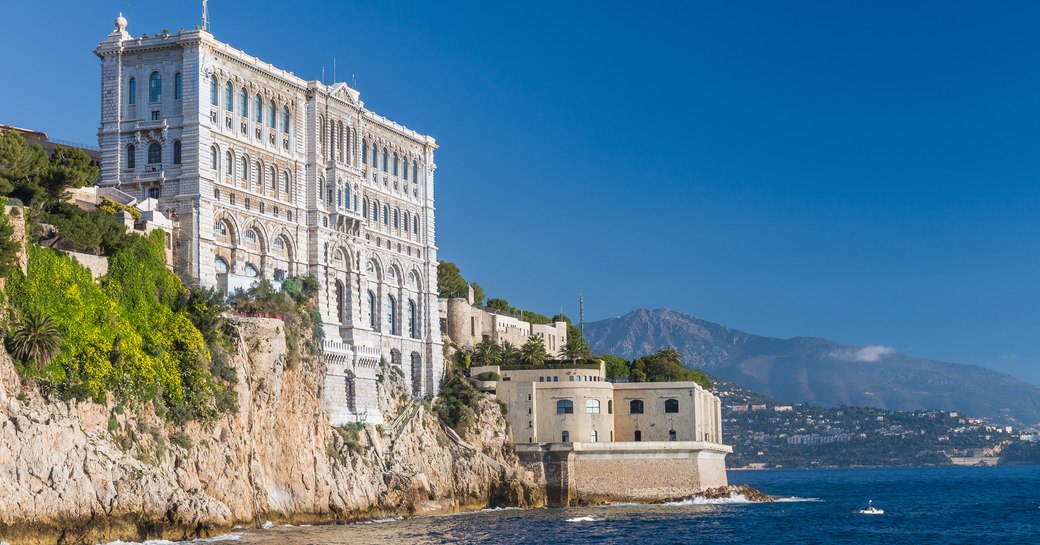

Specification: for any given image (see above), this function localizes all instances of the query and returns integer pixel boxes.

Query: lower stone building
[470,362,731,506]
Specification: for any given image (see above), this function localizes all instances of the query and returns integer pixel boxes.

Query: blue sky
[2,1,1039,383]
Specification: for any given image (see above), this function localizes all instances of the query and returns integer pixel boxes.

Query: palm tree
[560,335,591,365]
[9,310,62,370]
[500,341,520,365]
[472,338,503,366]
[520,336,548,366]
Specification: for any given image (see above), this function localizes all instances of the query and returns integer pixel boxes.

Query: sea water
[135,466,1040,545]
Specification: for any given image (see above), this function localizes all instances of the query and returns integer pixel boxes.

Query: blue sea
[220,466,1040,545]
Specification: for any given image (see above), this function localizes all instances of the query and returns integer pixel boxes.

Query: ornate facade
[94,15,443,424]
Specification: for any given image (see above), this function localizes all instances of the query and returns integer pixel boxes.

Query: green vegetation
[8,309,62,369]
[0,199,21,278]
[600,354,630,381]
[520,336,548,366]
[629,348,712,389]
[5,231,235,422]
[229,275,323,369]
[436,260,554,324]
[434,367,482,429]
[0,130,98,209]
[475,371,501,381]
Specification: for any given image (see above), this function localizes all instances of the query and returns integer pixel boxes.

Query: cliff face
[0,317,542,545]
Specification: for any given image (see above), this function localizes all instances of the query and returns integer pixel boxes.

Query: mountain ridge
[583,308,1040,427]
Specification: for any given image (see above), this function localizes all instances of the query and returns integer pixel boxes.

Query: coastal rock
[0,317,542,545]
[700,485,773,502]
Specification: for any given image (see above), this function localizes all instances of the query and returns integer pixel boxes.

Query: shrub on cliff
[5,231,233,421]
[229,275,322,368]
[434,368,481,429]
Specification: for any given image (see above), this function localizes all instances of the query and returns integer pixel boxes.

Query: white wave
[99,534,242,545]
[667,494,819,506]
[362,516,404,524]
[566,515,604,522]
[775,496,821,503]
[261,521,274,529]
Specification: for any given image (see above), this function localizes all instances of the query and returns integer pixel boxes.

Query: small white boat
[856,500,884,515]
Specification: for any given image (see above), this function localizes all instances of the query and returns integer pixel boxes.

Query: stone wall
[516,441,731,507]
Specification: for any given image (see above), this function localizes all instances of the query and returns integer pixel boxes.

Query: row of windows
[555,398,680,415]
[360,138,421,180]
[213,257,287,281]
[363,290,421,338]
[213,190,294,222]
[126,141,181,169]
[209,76,292,133]
[211,146,293,197]
[127,71,182,105]
[555,429,678,443]
[539,375,601,383]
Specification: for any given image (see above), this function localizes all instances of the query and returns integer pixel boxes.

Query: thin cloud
[830,345,895,363]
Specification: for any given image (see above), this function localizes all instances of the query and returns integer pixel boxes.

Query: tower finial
[114,12,127,32]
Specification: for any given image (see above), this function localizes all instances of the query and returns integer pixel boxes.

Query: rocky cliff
[0,317,542,545]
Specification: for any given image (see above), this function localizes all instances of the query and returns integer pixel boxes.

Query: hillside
[584,308,1040,427]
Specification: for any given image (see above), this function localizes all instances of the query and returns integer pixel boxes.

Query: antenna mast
[579,292,584,337]
[202,0,210,31]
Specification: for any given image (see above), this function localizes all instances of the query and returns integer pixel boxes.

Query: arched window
[634,430,642,442]
[382,205,389,225]
[255,94,262,123]
[225,150,234,177]
[665,399,679,413]
[225,82,233,111]
[403,212,409,232]
[372,200,379,221]
[408,299,417,338]
[240,88,248,117]
[382,148,388,172]
[553,376,559,382]
[214,221,227,236]
[585,399,600,414]
[273,237,285,250]
[368,290,377,329]
[215,257,228,274]
[414,217,419,234]
[255,160,262,188]
[244,263,259,277]
[372,142,378,167]
[590,430,598,442]
[362,138,367,163]
[282,170,290,193]
[244,229,256,244]
[413,160,418,182]
[387,295,397,335]
[317,178,324,201]
[242,155,250,181]
[173,140,181,165]
[126,144,136,169]
[174,72,182,100]
[669,430,677,442]
[210,76,218,105]
[403,158,409,180]
[282,105,290,132]
[630,400,644,414]
[268,100,276,128]
[556,400,574,414]
[393,153,398,176]
[562,431,571,443]
[210,145,218,171]
[128,77,136,105]
[149,71,161,102]
[268,166,276,190]
[362,198,368,217]
[148,143,162,164]
[319,117,326,156]
[335,281,345,323]
[338,122,344,161]
[343,185,350,208]
[393,208,399,228]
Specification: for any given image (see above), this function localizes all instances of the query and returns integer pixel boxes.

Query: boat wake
[566,515,605,522]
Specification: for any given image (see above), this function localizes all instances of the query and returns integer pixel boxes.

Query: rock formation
[0,317,542,545]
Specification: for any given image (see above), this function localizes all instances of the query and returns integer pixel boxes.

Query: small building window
[538,377,544,382]
[214,221,227,236]
[586,399,600,414]
[393,153,399,176]
[147,187,160,199]
[244,263,259,277]
[590,430,598,443]
[147,143,161,164]
[562,431,570,443]
[225,82,233,111]
[225,151,234,177]
[382,148,388,172]
[362,138,368,163]
[214,257,228,274]
[128,77,136,105]
[282,105,291,132]
[372,143,378,167]
[403,158,409,180]
[669,430,677,442]
[556,399,574,414]
[173,140,181,164]
[244,230,256,244]
[634,430,642,442]
[255,94,263,123]
[413,160,418,181]
[240,88,248,117]
[126,144,136,169]
[608,400,613,414]
[368,290,377,329]
[553,376,559,382]
[387,295,397,335]
[210,76,218,105]
[630,400,644,414]
[175,72,182,100]
[149,72,161,103]
[665,399,679,413]
[269,100,276,129]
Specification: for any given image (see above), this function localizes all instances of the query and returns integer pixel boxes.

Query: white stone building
[94,15,443,424]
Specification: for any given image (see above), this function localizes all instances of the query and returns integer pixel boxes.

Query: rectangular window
[151,110,160,121]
